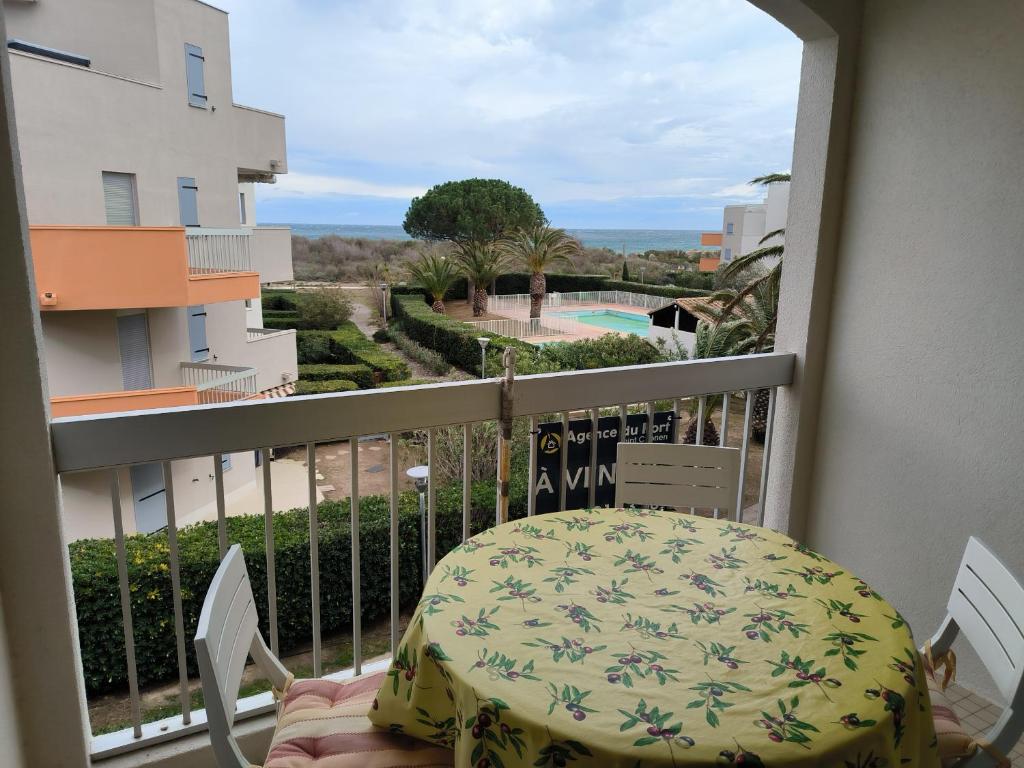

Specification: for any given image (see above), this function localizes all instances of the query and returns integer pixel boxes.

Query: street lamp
[380,282,389,323]
[639,267,645,285]
[406,465,429,582]
[477,337,490,378]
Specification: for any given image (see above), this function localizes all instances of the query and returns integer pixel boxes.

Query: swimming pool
[549,309,650,335]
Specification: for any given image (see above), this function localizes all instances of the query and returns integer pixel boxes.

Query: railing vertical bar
[349,437,362,676]
[527,415,538,517]
[672,399,681,443]
[161,461,191,725]
[719,393,730,447]
[262,448,279,655]
[462,423,472,539]
[213,453,227,558]
[558,412,569,511]
[735,392,754,523]
[427,428,437,572]
[111,470,143,739]
[306,443,322,678]
[588,407,599,508]
[756,388,778,528]
[695,396,707,446]
[645,402,654,443]
[388,433,400,655]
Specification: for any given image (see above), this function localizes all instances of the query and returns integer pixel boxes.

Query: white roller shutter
[102,172,138,225]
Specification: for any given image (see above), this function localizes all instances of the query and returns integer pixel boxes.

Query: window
[184,43,207,108]
[244,298,253,309]
[239,192,247,224]
[726,222,734,235]
[724,248,733,261]
[102,172,138,225]
[187,305,209,362]
[221,454,232,472]
[177,177,199,227]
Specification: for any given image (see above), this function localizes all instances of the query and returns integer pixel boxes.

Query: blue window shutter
[188,305,209,362]
[185,43,207,108]
[177,177,199,227]
[221,454,232,472]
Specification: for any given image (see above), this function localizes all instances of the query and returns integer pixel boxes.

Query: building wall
[3,0,160,82]
[803,0,1024,699]
[0,598,26,768]
[41,311,123,396]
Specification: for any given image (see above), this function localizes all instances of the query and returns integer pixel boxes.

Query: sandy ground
[274,437,423,501]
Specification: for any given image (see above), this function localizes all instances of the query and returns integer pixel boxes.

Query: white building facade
[4,0,298,540]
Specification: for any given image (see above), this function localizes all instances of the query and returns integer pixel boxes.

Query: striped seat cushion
[264,671,453,767]
[923,658,974,767]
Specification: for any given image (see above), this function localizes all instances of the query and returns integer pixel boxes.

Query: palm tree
[716,171,790,318]
[671,320,756,445]
[499,226,581,318]
[404,248,460,314]
[455,242,513,317]
[708,276,779,354]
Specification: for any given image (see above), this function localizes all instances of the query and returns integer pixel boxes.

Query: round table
[369,508,939,768]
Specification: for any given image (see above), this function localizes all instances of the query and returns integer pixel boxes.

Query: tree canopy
[403,178,546,244]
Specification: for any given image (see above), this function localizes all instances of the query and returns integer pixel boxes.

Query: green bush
[670,271,715,291]
[263,315,301,331]
[372,328,391,343]
[262,309,300,319]
[296,323,410,382]
[294,379,359,395]
[376,378,436,388]
[601,279,708,299]
[262,290,299,311]
[298,363,375,389]
[71,479,527,695]
[296,289,354,330]
[537,333,664,370]
[393,273,707,303]
[390,294,544,376]
[388,327,451,376]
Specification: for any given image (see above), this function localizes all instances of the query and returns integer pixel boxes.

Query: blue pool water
[549,309,650,335]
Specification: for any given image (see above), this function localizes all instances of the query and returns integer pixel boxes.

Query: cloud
[265,173,427,200]
[217,0,801,226]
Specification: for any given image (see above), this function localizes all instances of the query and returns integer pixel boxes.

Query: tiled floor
[945,683,1021,764]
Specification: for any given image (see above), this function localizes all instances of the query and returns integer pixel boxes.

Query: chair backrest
[614,442,740,513]
[945,537,1024,705]
[195,544,289,768]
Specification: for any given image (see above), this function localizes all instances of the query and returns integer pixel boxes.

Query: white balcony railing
[489,290,674,314]
[179,361,258,404]
[51,353,793,759]
[185,227,253,275]
[464,315,587,339]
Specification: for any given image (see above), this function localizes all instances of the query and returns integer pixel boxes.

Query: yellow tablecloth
[369,508,939,768]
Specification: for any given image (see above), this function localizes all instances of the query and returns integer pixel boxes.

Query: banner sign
[534,412,677,514]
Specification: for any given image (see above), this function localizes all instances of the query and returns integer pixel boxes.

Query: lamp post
[477,337,490,378]
[406,465,429,583]
[380,282,389,323]
[639,267,645,285]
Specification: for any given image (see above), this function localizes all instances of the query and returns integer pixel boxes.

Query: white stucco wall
[0,598,26,768]
[802,0,1024,700]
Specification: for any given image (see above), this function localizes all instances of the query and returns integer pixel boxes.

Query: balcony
[49,386,199,418]
[30,226,260,311]
[245,327,298,391]
[233,103,288,181]
[179,361,260,404]
[250,226,294,283]
[48,353,791,761]
[700,232,723,246]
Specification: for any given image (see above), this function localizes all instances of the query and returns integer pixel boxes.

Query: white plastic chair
[924,537,1024,765]
[194,544,291,768]
[614,442,740,514]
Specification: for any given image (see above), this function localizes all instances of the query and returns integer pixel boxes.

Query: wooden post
[496,347,516,526]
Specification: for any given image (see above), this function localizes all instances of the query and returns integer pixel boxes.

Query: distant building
[5,0,297,539]
[701,180,790,268]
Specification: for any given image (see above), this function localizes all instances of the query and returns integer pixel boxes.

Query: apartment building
[700,179,790,269]
[4,0,298,539]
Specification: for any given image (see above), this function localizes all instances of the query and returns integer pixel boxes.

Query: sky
[217,0,802,230]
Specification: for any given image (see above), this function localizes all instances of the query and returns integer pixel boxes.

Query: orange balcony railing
[30,226,260,311]
[700,232,723,246]
[50,386,199,418]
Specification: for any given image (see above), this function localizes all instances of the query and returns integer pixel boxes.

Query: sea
[274,223,711,255]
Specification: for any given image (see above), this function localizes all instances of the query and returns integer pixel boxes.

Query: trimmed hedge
[390,294,543,376]
[296,322,410,382]
[298,363,375,389]
[392,273,709,302]
[294,378,360,395]
[262,290,299,311]
[71,479,527,695]
[387,327,451,376]
[263,315,301,331]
